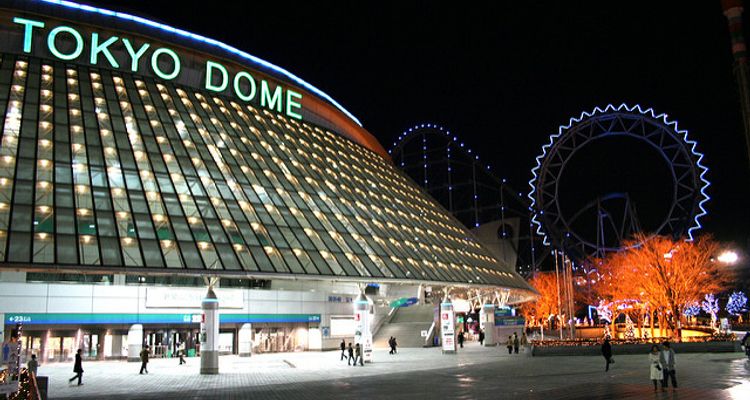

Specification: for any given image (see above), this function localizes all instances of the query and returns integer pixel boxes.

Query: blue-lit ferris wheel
[528,104,710,259]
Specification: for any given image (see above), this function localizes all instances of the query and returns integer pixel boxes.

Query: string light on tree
[701,293,720,329]
[624,314,636,340]
[726,291,748,318]
[684,301,701,317]
[596,300,613,323]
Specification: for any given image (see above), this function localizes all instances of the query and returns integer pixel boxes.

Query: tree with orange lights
[598,234,729,338]
[520,272,560,327]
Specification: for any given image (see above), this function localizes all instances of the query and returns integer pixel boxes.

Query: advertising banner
[354,297,373,363]
[440,302,456,353]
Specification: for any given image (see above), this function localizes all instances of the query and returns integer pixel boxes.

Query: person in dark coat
[68,349,83,385]
[457,331,464,348]
[340,339,346,360]
[354,343,363,366]
[513,332,520,354]
[478,330,485,346]
[602,338,613,371]
[139,345,150,374]
[347,343,354,366]
[178,345,186,365]
[27,354,39,376]
[659,341,677,389]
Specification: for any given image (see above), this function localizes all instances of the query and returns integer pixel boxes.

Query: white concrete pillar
[440,297,456,354]
[238,323,252,357]
[200,288,219,374]
[354,292,373,363]
[480,304,496,346]
[126,324,143,362]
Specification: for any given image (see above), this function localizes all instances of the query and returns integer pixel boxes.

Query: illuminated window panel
[0,56,528,289]
[0,61,32,261]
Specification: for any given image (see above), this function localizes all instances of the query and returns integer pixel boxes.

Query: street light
[717,250,739,264]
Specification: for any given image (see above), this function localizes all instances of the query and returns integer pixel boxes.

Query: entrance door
[218,332,234,354]
[46,337,61,362]
[82,333,99,358]
[255,328,295,353]
[60,336,78,362]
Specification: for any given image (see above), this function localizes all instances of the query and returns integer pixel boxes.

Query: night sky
[85,1,750,246]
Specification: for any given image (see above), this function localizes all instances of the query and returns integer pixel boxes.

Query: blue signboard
[494,308,513,318]
[495,317,525,326]
[389,297,419,308]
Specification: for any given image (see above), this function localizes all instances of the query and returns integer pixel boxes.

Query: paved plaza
[34,344,750,399]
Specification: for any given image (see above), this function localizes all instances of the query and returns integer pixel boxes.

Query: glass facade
[0,52,529,290]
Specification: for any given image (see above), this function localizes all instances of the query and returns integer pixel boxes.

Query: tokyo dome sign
[11,17,303,120]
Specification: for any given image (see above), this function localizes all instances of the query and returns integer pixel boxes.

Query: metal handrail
[424,321,436,347]
[28,371,42,400]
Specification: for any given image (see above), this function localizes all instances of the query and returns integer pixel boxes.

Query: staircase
[374,304,435,348]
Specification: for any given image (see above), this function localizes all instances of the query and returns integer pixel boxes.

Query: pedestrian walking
[513,332,520,354]
[506,335,513,354]
[340,339,346,360]
[178,345,186,365]
[27,354,38,376]
[354,343,363,366]
[347,342,354,365]
[649,344,663,391]
[458,331,464,348]
[659,341,677,390]
[741,331,750,360]
[388,337,395,354]
[139,345,150,374]
[68,349,83,385]
[392,337,398,354]
[520,332,529,353]
[478,329,485,346]
[601,338,613,371]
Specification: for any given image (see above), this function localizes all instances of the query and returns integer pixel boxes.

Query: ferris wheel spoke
[528,104,710,261]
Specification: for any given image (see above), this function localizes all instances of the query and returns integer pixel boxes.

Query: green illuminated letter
[12,17,45,53]
[233,71,256,101]
[260,80,282,112]
[151,47,181,80]
[122,38,150,72]
[90,33,120,68]
[205,61,228,92]
[47,25,84,60]
[285,90,302,120]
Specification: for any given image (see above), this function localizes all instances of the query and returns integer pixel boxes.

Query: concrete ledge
[531,341,741,357]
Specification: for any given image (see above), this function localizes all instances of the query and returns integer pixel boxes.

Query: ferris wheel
[527,104,710,259]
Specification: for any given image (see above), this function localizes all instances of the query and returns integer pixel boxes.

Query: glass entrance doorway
[255,328,289,353]
[251,324,308,353]
[45,334,79,362]
[82,333,100,358]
